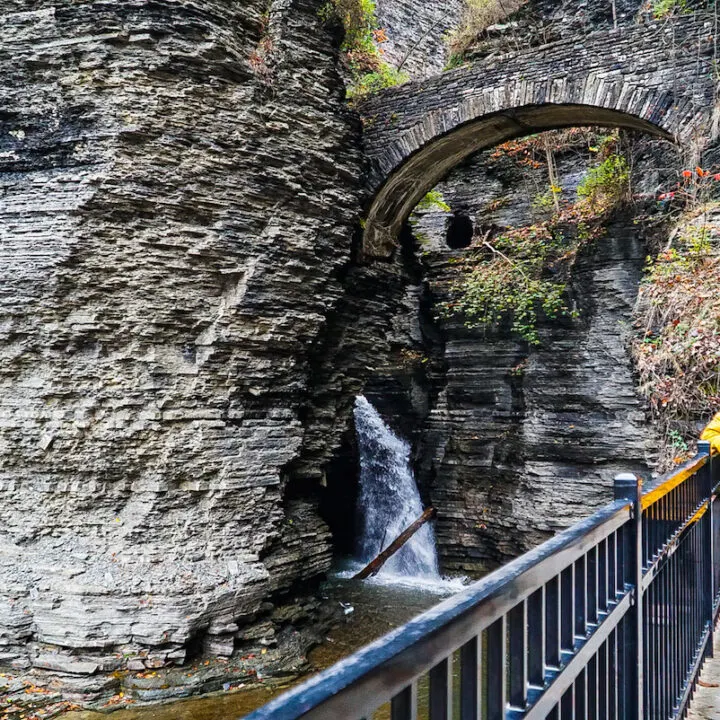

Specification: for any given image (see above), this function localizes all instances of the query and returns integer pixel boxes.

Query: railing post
[614,473,643,720]
[699,439,714,657]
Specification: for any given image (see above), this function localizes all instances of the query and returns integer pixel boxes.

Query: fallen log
[353,507,437,580]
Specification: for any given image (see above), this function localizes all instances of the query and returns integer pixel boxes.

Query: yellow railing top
[641,453,709,511]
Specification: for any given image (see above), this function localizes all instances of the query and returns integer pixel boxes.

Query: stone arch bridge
[360,13,719,258]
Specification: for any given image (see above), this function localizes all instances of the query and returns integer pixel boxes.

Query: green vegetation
[446,223,576,344]
[346,65,409,100]
[416,190,451,213]
[445,0,523,68]
[443,131,630,345]
[320,0,408,102]
[632,214,720,468]
[650,0,690,19]
[532,186,563,215]
[576,154,630,210]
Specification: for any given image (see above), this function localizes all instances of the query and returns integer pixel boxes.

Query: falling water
[353,395,440,580]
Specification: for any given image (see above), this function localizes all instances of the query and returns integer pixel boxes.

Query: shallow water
[62,571,464,720]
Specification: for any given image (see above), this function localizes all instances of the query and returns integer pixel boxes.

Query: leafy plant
[649,0,689,18]
[576,154,630,211]
[443,223,577,345]
[416,190,452,213]
[320,0,408,101]
[442,133,632,345]
[346,64,409,100]
[532,186,563,215]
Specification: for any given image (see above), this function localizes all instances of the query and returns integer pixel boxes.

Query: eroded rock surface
[0,0,361,678]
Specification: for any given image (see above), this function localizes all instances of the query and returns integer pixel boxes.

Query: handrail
[245,444,720,720]
[640,451,709,510]
[245,501,630,720]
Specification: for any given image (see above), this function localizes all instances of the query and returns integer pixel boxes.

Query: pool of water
[61,570,466,720]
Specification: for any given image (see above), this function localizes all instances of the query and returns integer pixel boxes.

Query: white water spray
[353,395,440,580]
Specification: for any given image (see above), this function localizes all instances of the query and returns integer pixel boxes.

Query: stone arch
[359,14,716,258]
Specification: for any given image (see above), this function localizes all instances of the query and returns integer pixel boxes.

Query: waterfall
[353,395,440,580]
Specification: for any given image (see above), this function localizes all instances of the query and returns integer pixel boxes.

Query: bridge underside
[360,13,716,258]
[363,103,672,258]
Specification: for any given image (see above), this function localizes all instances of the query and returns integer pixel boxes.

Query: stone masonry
[360,13,718,256]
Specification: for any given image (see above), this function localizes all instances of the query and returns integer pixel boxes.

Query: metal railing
[245,442,720,720]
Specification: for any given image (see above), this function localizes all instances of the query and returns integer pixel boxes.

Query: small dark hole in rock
[446,213,474,249]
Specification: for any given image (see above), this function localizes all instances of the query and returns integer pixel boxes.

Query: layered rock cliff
[0,0,361,679]
[0,0,705,709]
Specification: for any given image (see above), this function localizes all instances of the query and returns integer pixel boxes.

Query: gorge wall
[0,0,362,680]
[0,0,704,705]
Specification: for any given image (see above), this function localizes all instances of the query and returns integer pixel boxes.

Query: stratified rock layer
[0,0,361,671]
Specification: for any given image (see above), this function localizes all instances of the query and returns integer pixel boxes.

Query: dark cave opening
[320,427,361,557]
[446,213,474,249]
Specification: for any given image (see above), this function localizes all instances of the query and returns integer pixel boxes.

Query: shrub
[444,223,577,345]
[650,0,690,19]
[321,0,408,101]
[631,215,720,469]
[346,64,409,101]
[445,0,524,65]
[576,154,630,211]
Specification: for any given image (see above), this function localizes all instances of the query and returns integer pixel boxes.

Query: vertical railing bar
[599,539,608,615]
[391,683,418,720]
[429,656,452,720]
[528,587,545,688]
[616,615,627,720]
[588,656,598,720]
[509,601,527,710]
[575,556,587,641]
[659,558,666,720]
[608,532,617,604]
[574,668,586,720]
[588,546,598,626]
[700,441,715,663]
[674,534,681,710]
[609,627,617,720]
[675,488,682,708]
[614,473,643,720]
[560,686,574,720]
[645,568,667,718]
[598,640,607,720]
[546,576,561,670]
[487,617,506,720]
[460,636,480,720]
[561,567,574,653]
[656,564,669,717]
[645,578,652,720]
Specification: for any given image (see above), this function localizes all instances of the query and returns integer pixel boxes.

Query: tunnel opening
[446,212,474,249]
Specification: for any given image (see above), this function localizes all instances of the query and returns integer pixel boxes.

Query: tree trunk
[353,507,437,580]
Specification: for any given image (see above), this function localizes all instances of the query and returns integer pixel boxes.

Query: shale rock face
[408,137,672,573]
[0,0,361,673]
[374,0,464,77]
[0,0,704,700]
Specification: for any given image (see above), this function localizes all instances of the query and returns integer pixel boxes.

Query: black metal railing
[244,442,720,720]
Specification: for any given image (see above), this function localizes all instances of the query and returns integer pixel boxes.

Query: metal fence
[245,442,719,720]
